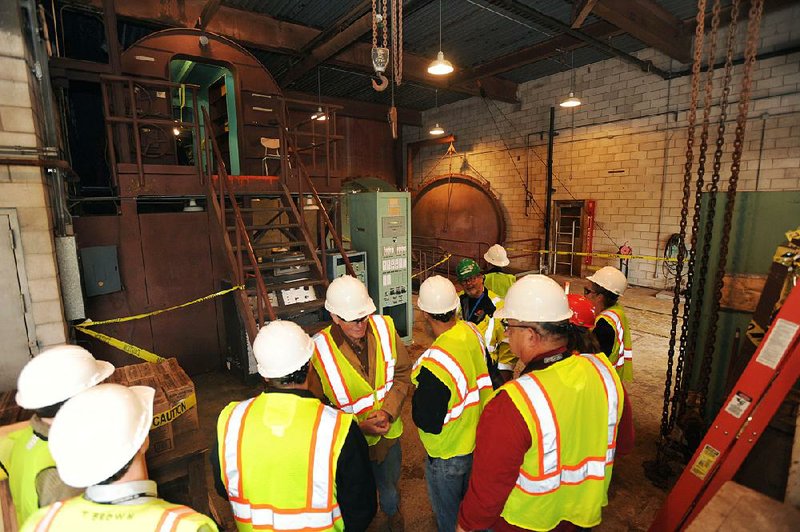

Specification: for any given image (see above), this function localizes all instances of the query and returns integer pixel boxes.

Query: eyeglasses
[341,315,369,324]
[500,319,536,331]
[584,287,597,296]
[462,276,482,285]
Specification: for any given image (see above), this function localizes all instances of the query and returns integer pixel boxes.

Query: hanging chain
[693,0,740,405]
[659,0,707,443]
[382,0,388,48]
[673,0,724,424]
[391,0,403,84]
[697,0,765,414]
[372,0,378,48]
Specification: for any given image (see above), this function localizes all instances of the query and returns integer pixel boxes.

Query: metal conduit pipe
[19,0,71,236]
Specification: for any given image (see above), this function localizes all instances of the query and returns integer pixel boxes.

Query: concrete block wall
[412,4,800,289]
[0,3,67,350]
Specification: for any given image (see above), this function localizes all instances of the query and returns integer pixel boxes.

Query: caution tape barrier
[412,253,453,279]
[75,285,243,364]
[504,248,685,262]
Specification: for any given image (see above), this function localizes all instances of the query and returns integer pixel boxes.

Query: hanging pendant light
[311,68,328,121]
[559,51,582,108]
[429,89,445,135]
[428,0,454,76]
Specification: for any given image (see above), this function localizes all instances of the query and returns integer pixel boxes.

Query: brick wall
[411,4,800,289]
[0,2,67,350]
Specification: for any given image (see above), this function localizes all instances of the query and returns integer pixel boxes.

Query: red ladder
[649,283,800,531]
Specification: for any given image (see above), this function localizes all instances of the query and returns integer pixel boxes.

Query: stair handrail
[280,99,356,279]
[201,106,277,334]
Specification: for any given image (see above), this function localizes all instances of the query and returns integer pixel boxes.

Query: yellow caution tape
[152,392,197,428]
[78,285,244,328]
[504,248,685,262]
[412,253,452,279]
[75,325,166,364]
[75,285,244,364]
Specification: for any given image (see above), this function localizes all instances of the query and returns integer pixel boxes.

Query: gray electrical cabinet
[348,192,412,343]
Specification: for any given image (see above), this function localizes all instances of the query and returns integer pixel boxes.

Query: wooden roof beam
[452,20,621,85]
[591,0,691,63]
[571,0,600,29]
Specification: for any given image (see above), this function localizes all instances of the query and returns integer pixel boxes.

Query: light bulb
[429,123,445,135]
[427,51,454,76]
[559,92,582,108]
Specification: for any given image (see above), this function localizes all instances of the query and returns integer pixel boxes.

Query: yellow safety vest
[499,353,623,531]
[311,315,403,446]
[0,424,56,525]
[411,321,493,458]
[217,393,352,532]
[483,271,516,298]
[595,303,633,382]
[21,496,216,532]
[458,289,517,372]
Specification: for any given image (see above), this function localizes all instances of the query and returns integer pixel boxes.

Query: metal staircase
[201,105,353,346]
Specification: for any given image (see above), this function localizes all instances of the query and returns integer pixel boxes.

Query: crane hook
[372,73,389,92]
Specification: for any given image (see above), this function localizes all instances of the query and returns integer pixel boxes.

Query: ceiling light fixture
[428,0,454,76]
[429,123,445,135]
[429,89,445,135]
[311,68,327,121]
[559,51,582,108]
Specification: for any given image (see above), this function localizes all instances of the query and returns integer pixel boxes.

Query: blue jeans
[371,440,402,516]
[425,453,473,532]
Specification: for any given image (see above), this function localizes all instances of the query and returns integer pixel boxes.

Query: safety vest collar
[511,354,619,495]
[597,308,632,367]
[313,315,395,415]
[221,399,344,529]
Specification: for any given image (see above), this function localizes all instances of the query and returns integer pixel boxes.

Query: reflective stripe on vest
[513,355,619,495]
[598,309,632,367]
[465,322,487,353]
[222,401,342,529]
[313,315,395,414]
[156,506,195,532]
[412,347,493,426]
[34,500,64,532]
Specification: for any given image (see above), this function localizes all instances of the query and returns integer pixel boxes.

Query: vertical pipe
[127,80,145,187]
[544,106,555,274]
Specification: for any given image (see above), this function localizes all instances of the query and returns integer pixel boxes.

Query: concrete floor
[192,274,676,531]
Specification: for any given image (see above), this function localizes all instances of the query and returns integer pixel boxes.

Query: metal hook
[372,73,389,92]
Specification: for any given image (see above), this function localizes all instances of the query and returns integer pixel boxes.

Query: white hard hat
[418,275,460,314]
[587,266,628,296]
[49,383,154,488]
[325,275,376,321]
[495,274,573,323]
[16,344,115,410]
[483,244,510,267]
[253,320,314,379]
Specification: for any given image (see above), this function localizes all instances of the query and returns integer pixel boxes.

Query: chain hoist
[371,0,390,91]
[672,0,726,428]
[657,0,708,448]
[697,0,764,414]
[391,0,403,85]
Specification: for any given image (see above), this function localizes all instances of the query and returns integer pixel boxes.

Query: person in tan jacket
[310,275,411,531]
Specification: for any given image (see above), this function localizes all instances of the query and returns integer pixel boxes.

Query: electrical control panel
[348,192,412,343]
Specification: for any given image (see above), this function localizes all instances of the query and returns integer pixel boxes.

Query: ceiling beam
[591,0,691,64]
[84,0,518,103]
[453,20,621,85]
[195,0,221,29]
[482,0,671,79]
[571,0,599,29]
[280,1,372,87]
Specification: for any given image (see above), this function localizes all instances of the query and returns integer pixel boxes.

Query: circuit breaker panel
[348,192,412,343]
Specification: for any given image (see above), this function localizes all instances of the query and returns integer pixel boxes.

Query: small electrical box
[80,245,122,297]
